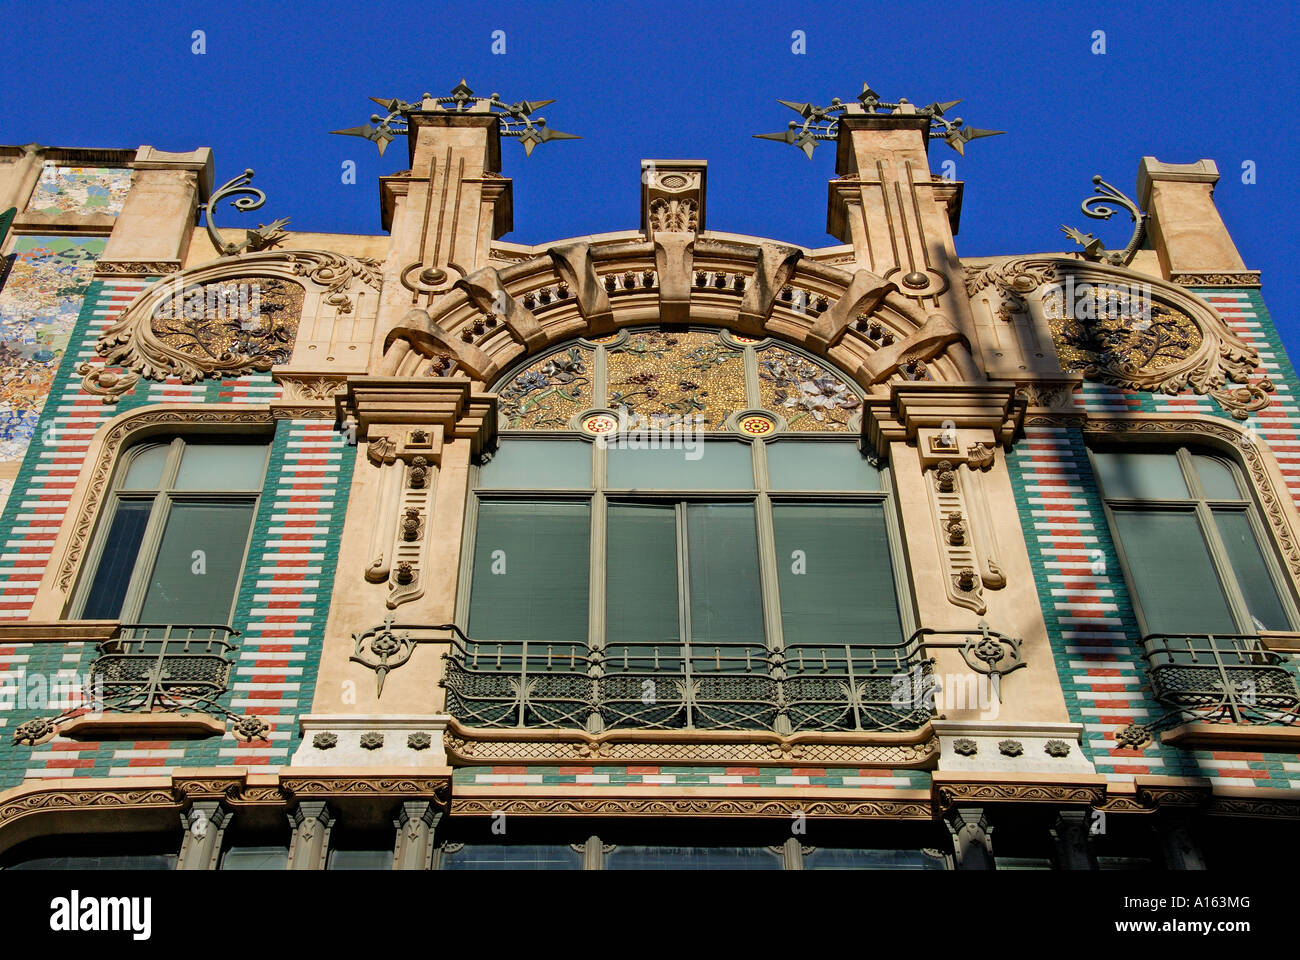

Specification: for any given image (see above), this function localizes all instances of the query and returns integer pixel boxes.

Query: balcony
[88,624,239,714]
[1143,633,1300,732]
[441,624,1022,735]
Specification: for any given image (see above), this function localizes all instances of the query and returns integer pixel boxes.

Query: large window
[449,329,915,733]
[1092,445,1297,636]
[74,436,269,628]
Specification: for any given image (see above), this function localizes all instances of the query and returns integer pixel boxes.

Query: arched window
[1091,444,1298,636]
[447,328,917,733]
[72,435,270,630]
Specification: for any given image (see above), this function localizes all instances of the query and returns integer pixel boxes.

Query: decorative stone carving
[95,250,380,382]
[278,375,347,403]
[94,260,182,278]
[450,796,933,820]
[12,717,57,746]
[408,732,432,751]
[1044,739,1072,757]
[359,732,385,750]
[312,732,338,750]
[1169,271,1262,287]
[998,739,1024,757]
[76,362,138,404]
[953,737,978,757]
[350,617,416,697]
[443,727,940,767]
[925,450,1006,613]
[232,715,270,742]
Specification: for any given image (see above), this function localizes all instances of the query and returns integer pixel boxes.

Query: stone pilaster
[1050,808,1098,870]
[944,807,995,869]
[176,800,230,870]
[1138,157,1254,282]
[287,800,334,870]
[393,800,444,870]
[101,146,213,270]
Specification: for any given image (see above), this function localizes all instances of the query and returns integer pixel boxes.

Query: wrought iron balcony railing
[1142,633,1300,726]
[440,623,1023,735]
[1144,632,1294,723]
[88,624,239,714]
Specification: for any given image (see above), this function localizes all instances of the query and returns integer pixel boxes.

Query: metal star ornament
[756,82,1004,159]
[332,80,580,157]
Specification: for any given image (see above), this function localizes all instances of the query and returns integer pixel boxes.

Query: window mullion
[676,503,692,672]
[120,493,174,624]
[1196,499,1256,635]
[751,441,785,661]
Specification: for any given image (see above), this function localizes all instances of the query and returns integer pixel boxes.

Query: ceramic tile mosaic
[0,235,105,462]
[24,166,130,217]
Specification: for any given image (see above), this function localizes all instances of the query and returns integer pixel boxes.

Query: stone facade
[0,102,1296,870]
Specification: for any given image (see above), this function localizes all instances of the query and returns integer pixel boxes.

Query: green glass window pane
[220,845,288,870]
[605,846,783,870]
[174,442,268,490]
[81,500,152,619]
[440,844,582,870]
[327,848,393,870]
[772,503,903,650]
[121,444,169,490]
[803,848,947,870]
[1213,509,1290,630]
[1111,509,1234,634]
[468,501,590,652]
[1193,454,1242,500]
[606,504,680,669]
[478,439,591,488]
[137,502,255,625]
[685,503,764,669]
[766,441,881,490]
[1093,451,1187,500]
[607,441,752,490]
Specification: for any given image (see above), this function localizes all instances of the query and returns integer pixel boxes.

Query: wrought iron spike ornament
[200,169,290,257]
[755,82,1004,159]
[1060,175,1147,267]
[332,79,580,157]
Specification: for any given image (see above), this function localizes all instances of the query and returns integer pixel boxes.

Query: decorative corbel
[860,313,972,384]
[806,269,896,352]
[737,243,802,336]
[455,266,545,349]
[653,234,695,324]
[548,242,614,335]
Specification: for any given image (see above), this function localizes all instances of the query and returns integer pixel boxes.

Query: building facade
[0,88,1295,870]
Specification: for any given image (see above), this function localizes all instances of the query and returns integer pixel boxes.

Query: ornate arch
[93,249,382,384]
[379,235,983,393]
[967,257,1269,419]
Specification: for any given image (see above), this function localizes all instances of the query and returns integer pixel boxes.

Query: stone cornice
[335,376,497,459]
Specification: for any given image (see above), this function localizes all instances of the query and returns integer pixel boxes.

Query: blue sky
[2,0,1296,350]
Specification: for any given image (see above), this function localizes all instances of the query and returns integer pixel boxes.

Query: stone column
[1138,158,1251,281]
[176,800,230,870]
[1156,813,1207,870]
[944,807,995,869]
[287,800,334,870]
[1050,809,1097,870]
[393,800,444,870]
[101,146,213,271]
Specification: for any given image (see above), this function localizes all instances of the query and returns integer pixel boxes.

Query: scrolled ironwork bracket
[1060,175,1146,267]
[352,619,466,697]
[200,168,290,257]
[915,620,1027,702]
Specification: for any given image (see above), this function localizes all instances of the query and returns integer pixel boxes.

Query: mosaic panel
[24,166,131,217]
[757,347,861,431]
[497,345,593,429]
[0,235,105,461]
[151,276,305,374]
[1042,287,1201,374]
[606,330,745,429]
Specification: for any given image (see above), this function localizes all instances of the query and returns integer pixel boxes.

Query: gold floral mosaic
[497,345,593,429]
[152,277,303,373]
[1042,287,1201,374]
[606,331,746,428]
[757,348,860,431]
